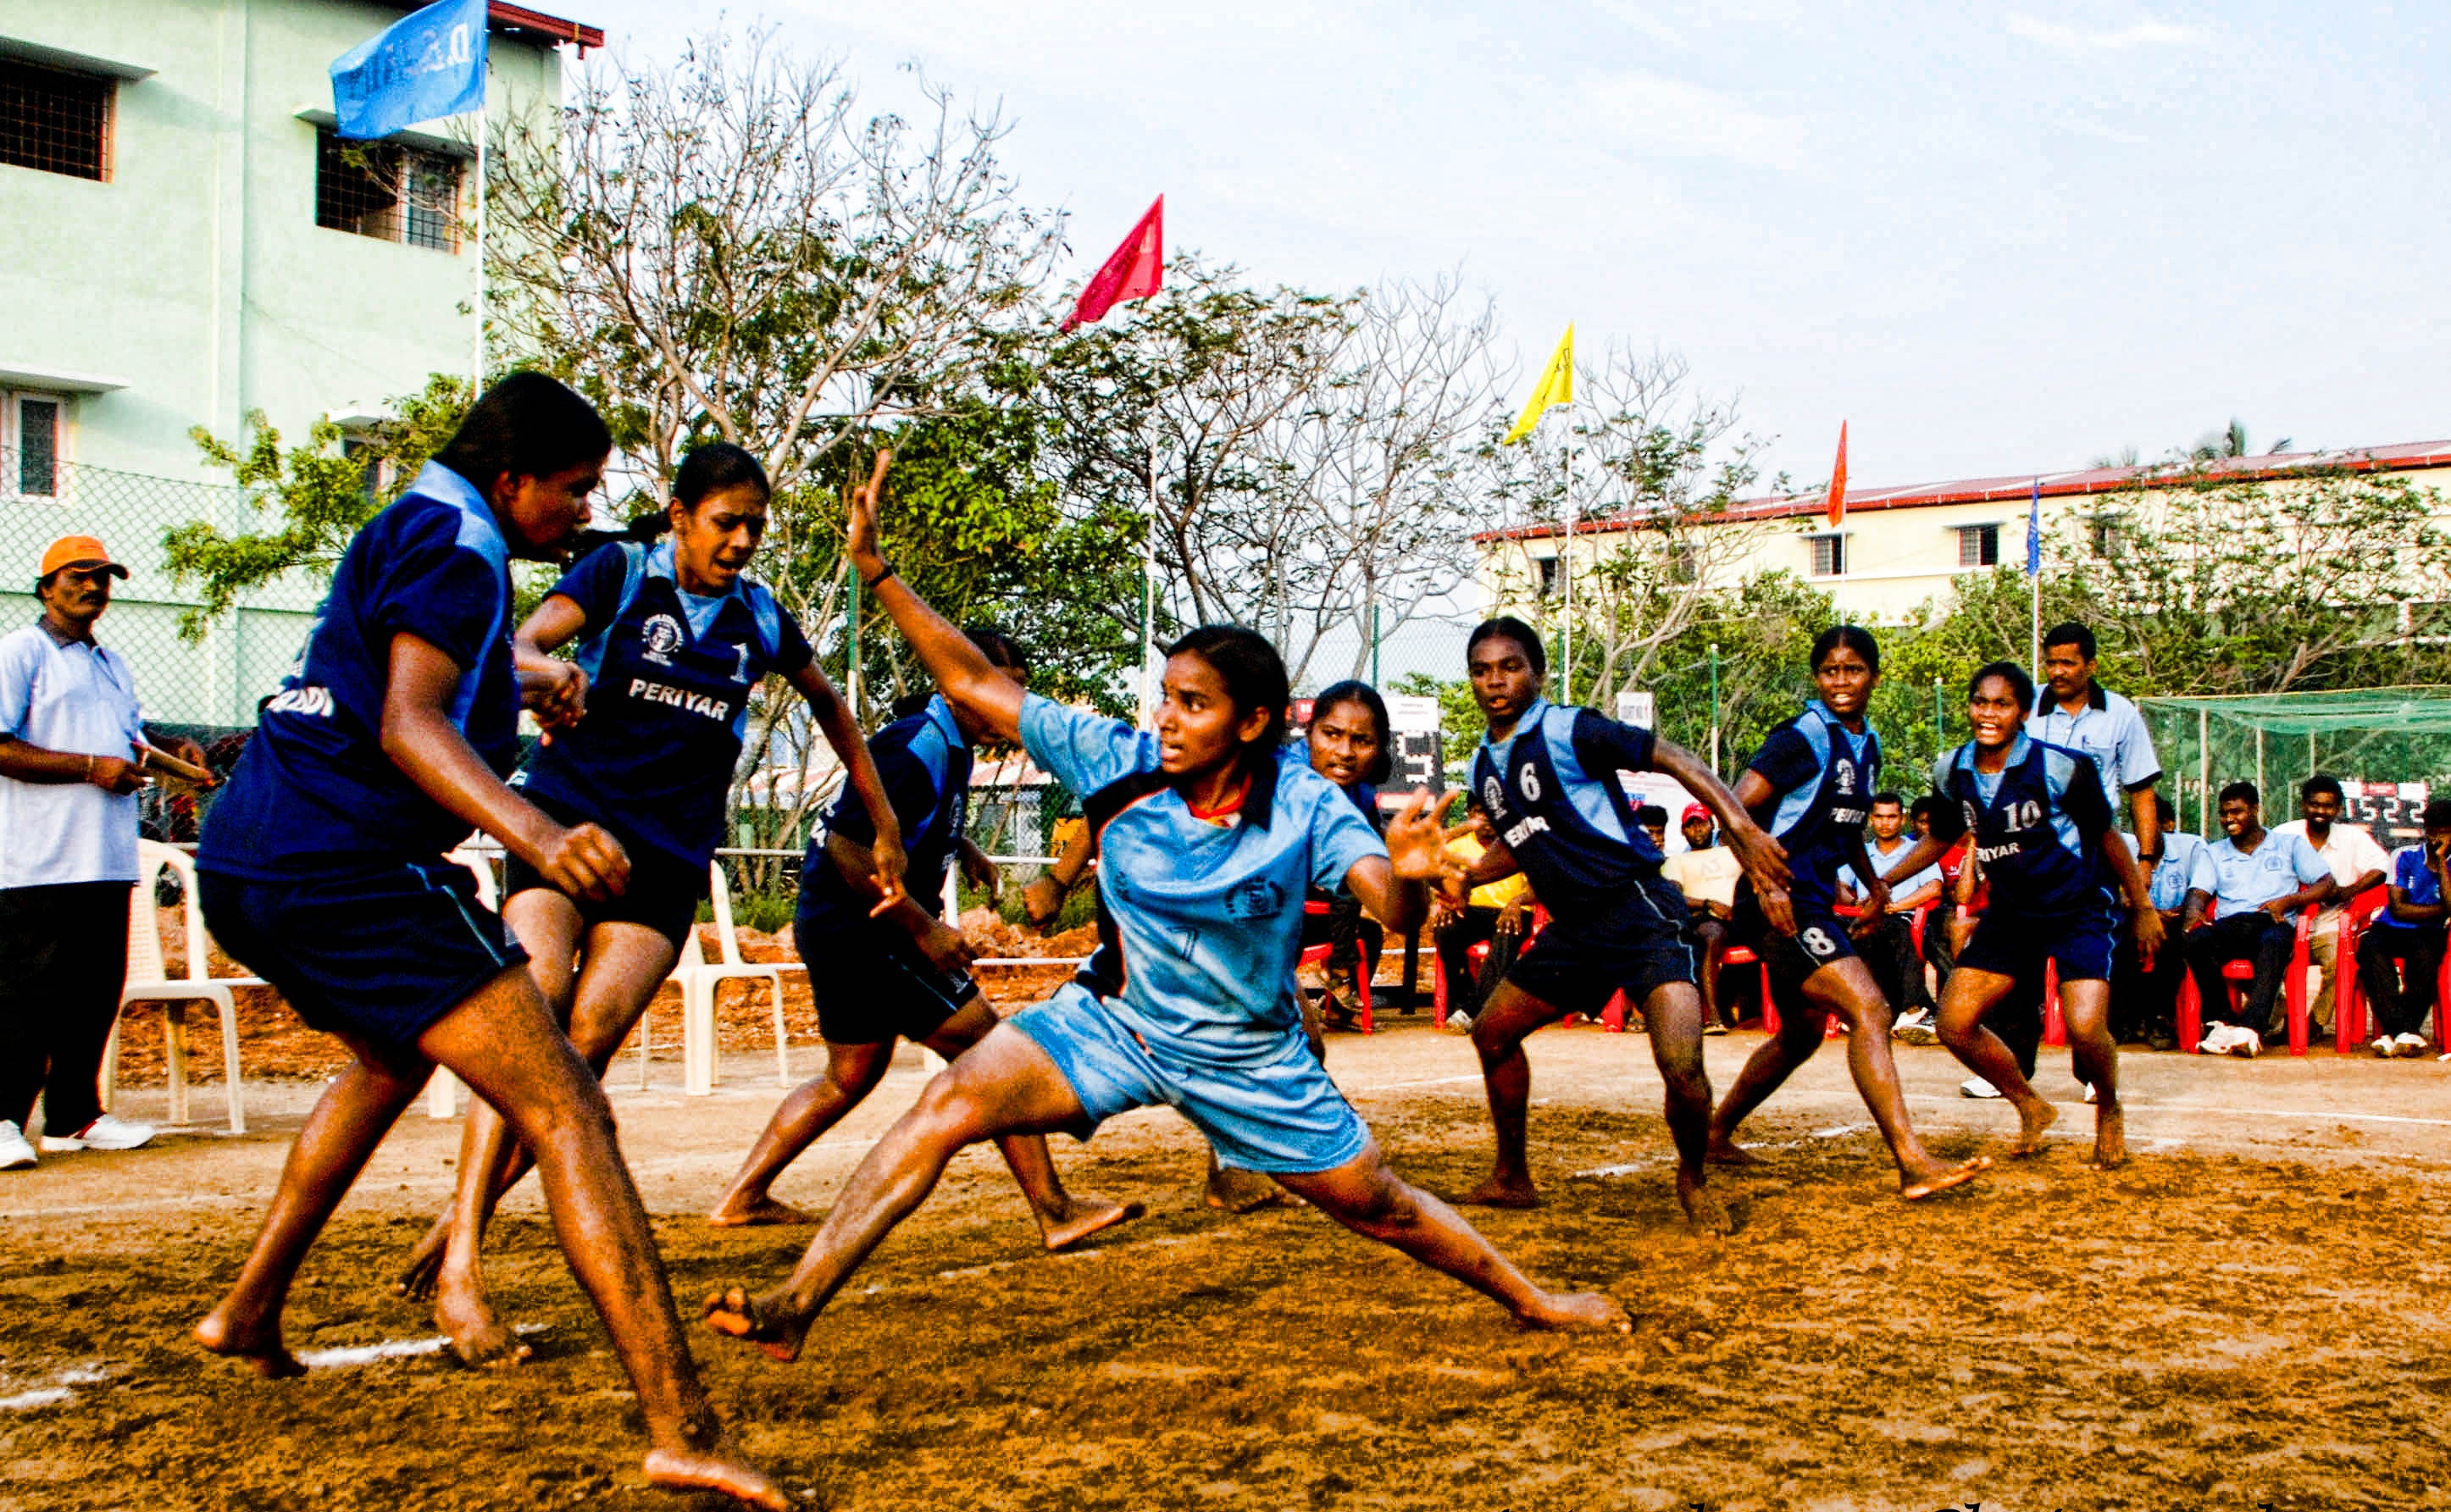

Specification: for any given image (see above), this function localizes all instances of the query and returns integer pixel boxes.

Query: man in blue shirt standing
[2032,622,2165,869]
[2353,798,2451,1055]
[2110,793,2207,1050]
[2181,781,2336,1055]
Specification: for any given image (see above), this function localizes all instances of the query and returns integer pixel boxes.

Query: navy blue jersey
[516,540,812,871]
[1743,701,1880,916]
[797,695,971,928]
[1929,733,2116,915]
[1470,699,1664,920]
[202,463,517,878]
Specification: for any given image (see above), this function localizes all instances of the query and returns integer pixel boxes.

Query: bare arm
[0,734,141,792]
[1345,790,1465,937]
[1024,824,1100,932]
[823,830,970,972]
[1890,878,1943,912]
[513,593,591,734]
[2128,784,2161,861]
[2386,886,2449,926]
[788,659,906,907]
[380,632,627,900]
[842,452,1024,745]
[1654,739,1790,901]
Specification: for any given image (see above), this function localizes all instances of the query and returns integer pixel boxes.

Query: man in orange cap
[0,535,208,1169]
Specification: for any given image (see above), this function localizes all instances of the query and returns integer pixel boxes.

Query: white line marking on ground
[295,1324,544,1371]
[0,1388,71,1411]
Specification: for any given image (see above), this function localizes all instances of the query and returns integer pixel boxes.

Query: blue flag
[2026,476,2043,576]
[332,0,488,141]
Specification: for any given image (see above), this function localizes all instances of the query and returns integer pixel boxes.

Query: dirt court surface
[6,1017,2449,1512]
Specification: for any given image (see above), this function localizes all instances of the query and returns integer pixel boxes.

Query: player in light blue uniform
[702,454,1628,1362]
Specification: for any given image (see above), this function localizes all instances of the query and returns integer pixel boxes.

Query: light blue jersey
[2122,829,2209,912]
[1020,695,1385,1067]
[2196,829,2330,916]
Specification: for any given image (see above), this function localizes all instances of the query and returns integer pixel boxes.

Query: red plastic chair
[2335,889,2449,1053]
[1430,906,1547,1029]
[1300,899,1372,1034]
[2177,903,2316,1055]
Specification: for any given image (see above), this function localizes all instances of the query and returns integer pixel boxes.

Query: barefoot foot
[1676,1166,1733,1236]
[195,1306,305,1380]
[1704,1136,1763,1169]
[2088,1105,2128,1171]
[1457,1175,1544,1209]
[702,1285,810,1364]
[435,1274,532,1367]
[1204,1166,1290,1214]
[1899,1155,1993,1201]
[2010,1097,2060,1156]
[641,1445,790,1511]
[1039,1195,1146,1252]
[1517,1290,1632,1334]
[392,1216,450,1301]
[706,1194,820,1229]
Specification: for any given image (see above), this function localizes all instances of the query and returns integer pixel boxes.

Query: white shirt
[1661,845,1743,909]
[2271,817,2391,933]
[0,622,144,888]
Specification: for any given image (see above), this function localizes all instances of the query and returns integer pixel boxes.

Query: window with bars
[314,126,463,251]
[1955,523,2000,567]
[1809,533,1846,576]
[6,393,65,498]
[2088,515,2124,559]
[1536,554,1561,598]
[1,60,111,180]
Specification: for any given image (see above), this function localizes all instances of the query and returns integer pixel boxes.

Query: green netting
[2141,689,2451,845]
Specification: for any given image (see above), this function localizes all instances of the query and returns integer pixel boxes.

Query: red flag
[1826,421,1849,529]
[1062,196,1163,331]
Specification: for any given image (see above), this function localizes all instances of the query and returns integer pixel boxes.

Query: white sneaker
[2375,1035,2399,1058]
[1893,1011,1939,1045]
[2395,1033,2430,1057]
[0,1121,35,1171]
[2082,1083,2098,1105]
[39,1113,155,1153]
[1444,1011,1475,1035]
[1960,1077,2001,1099]
[2227,1027,2260,1059]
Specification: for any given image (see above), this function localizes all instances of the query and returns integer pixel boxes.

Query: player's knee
[1341,1168,1420,1231]
[908,1068,991,1146]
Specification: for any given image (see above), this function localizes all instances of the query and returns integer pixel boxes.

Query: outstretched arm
[513,593,591,735]
[1346,790,1466,936]
[1728,768,1799,936]
[842,452,1023,745]
[380,632,627,901]
[788,660,906,908]
[1654,738,1790,900]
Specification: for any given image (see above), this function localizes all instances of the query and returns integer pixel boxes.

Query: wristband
[862,562,897,590]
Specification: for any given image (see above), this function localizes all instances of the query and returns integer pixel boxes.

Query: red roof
[384,3,603,51]
[1474,439,2451,544]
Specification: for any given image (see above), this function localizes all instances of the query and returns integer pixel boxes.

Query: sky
[561,0,2448,497]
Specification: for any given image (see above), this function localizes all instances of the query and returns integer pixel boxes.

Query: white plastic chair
[424,846,500,1120]
[102,840,246,1133]
[652,862,788,1095]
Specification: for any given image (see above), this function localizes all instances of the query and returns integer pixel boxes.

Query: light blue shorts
[1010,983,1371,1175]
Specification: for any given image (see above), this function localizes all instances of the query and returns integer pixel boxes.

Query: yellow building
[1476,440,2451,624]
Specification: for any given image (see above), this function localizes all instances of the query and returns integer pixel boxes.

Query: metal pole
[471,120,486,386]
[1369,601,1381,687]
[2256,725,2265,804]
[1933,675,1944,752]
[1559,444,1574,706]
[1708,641,1721,774]
[1137,426,1159,728]
[2198,708,2210,837]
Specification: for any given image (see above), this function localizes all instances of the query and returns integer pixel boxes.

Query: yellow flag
[1503,324,1574,445]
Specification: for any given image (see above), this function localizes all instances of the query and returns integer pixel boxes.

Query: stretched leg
[1274,1145,1628,1332]
[1641,980,1727,1232]
[920,1002,1141,1250]
[1933,966,2055,1155]
[1705,972,1827,1165]
[424,967,782,1506]
[419,917,674,1364]
[197,1044,428,1377]
[1811,958,1990,1199]
[2058,978,2122,1168]
[1461,979,1573,1206]
[704,1023,1089,1363]
[707,1038,895,1226]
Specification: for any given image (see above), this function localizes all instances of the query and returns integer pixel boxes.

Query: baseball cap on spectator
[1681,803,1711,825]
[38,536,128,582]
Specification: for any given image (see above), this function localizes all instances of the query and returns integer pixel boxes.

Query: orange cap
[39,535,128,580]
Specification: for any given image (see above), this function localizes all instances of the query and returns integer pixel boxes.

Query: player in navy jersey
[390,443,910,1360]
[193,376,785,1508]
[706,626,1140,1250]
[701,456,1627,1361]
[1445,618,1786,1227]
[1884,662,2162,1169]
[1705,626,1991,1201]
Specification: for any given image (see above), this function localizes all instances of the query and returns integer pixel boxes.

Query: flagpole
[1560,437,1574,706]
[470,111,486,388]
[1137,422,1160,728]
[2028,475,2042,671]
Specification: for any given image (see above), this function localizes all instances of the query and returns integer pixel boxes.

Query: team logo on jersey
[1223,877,1282,920]
[1834,759,1856,795]
[640,613,686,666]
[1481,774,1505,816]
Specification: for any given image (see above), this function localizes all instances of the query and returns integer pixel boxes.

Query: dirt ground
[7,1012,2449,1512]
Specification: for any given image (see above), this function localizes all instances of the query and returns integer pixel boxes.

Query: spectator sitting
[1436,804,1536,1035]
[2181,781,2336,1056]
[2269,774,2390,1038]
[2110,792,2207,1051]
[1661,802,1746,1032]
[2352,798,2451,1057]
[1833,792,1944,1043]
[1635,802,1671,856]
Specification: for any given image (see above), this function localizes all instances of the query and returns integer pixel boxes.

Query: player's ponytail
[1166,625,1289,784]
[431,372,612,495]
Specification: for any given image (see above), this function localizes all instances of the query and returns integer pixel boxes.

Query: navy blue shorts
[1958,907,2116,984]
[794,913,981,1046]
[501,793,706,947]
[1504,878,1698,1016]
[1732,888,1859,988]
[197,858,529,1064]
